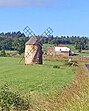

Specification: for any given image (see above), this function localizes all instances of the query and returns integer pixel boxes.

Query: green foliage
[0,32,89,53]
[0,50,6,57]
[0,38,12,50]
[12,38,25,54]
[53,65,60,69]
[0,31,28,54]
[0,85,29,111]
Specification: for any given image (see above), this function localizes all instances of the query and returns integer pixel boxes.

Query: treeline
[0,31,89,54]
[41,36,89,52]
[0,31,29,54]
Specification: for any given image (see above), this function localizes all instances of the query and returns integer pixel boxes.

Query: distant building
[47,45,72,56]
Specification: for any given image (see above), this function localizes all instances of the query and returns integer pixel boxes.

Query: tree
[12,38,25,54]
[1,38,12,50]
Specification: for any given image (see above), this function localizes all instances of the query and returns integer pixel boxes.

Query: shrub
[0,85,30,111]
[53,65,60,69]
[0,50,6,57]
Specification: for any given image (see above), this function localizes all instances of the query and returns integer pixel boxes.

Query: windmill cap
[25,36,40,45]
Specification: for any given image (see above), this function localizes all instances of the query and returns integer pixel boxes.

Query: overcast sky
[0,0,89,37]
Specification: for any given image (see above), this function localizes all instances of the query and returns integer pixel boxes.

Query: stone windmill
[23,26,53,65]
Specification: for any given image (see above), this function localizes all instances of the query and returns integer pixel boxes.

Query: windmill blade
[19,55,24,64]
[23,26,35,37]
[41,27,53,37]
[27,47,35,56]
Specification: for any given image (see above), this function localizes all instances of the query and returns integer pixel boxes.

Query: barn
[24,36,43,64]
[47,45,71,56]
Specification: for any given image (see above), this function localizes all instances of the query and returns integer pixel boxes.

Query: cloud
[0,0,22,7]
[0,0,59,7]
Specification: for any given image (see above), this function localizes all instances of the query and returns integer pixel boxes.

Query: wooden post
[81,45,82,61]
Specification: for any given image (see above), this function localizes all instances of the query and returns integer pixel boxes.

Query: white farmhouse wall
[55,47,70,52]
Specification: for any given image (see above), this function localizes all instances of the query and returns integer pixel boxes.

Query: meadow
[0,45,89,111]
[0,57,75,95]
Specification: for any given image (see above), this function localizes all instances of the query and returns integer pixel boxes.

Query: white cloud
[0,0,59,7]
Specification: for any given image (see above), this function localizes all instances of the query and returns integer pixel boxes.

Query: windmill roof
[26,36,39,45]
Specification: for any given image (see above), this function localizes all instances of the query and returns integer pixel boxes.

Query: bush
[0,85,30,111]
[0,50,6,57]
[53,65,60,69]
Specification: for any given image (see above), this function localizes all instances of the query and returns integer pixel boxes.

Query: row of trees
[37,35,89,52]
[0,31,89,54]
[0,31,29,54]
[0,31,25,38]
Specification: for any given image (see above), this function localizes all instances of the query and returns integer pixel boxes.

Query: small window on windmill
[23,26,53,65]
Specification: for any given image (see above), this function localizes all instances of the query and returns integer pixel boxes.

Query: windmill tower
[23,26,53,65]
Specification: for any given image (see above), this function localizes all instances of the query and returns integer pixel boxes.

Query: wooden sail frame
[23,26,53,65]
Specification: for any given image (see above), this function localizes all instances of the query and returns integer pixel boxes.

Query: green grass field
[0,57,75,95]
[42,43,54,51]
[0,56,88,111]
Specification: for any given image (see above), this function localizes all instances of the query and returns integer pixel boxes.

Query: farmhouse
[47,45,72,56]
[24,36,43,64]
